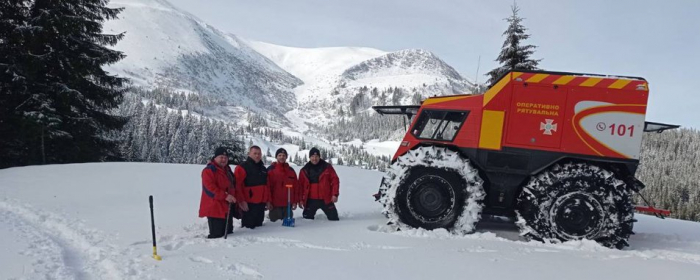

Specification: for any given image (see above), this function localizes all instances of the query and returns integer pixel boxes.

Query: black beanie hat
[275,148,288,157]
[212,147,228,160]
[309,147,320,157]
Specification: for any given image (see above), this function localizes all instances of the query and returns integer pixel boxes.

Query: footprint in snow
[351,242,410,250]
[129,240,151,246]
[367,224,399,233]
[457,247,498,253]
[221,263,263,278]
[162,240,185,251]
[159,235,176,242]
[366,225,379,231]
[189,256,214,264]
[284,242,347,251]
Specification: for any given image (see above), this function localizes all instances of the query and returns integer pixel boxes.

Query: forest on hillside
[637,128,700,221]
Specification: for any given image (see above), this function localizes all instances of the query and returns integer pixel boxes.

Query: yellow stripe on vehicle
[580,77,602,87]
[483,73,519,106]
[608,79,631,89]
[479,110,505,150]
[552,75,575,85]
[422,95,469,105]
[526,74,549,83]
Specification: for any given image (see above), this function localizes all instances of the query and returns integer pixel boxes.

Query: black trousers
[269,206,294,222]
[302,199,339,221]
[206,204,236,239]
[207,217,233,239]
[241,202,266,229]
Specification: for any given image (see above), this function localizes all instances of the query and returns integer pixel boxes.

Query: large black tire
[395,166,463,229]
[515,162,635,249]
[379,146,484,234]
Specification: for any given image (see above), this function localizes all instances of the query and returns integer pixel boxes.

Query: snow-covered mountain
[106,0,473,134]
[104,0,480,163]
[246,41,475,130]
[105,0,302,120]
[341,48,470,90]
[243,40,387,87]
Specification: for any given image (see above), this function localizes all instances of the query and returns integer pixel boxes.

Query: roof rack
[489,69,646,87]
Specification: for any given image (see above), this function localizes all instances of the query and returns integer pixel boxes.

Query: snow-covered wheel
[379,146,484,234]
[515,162,635,249]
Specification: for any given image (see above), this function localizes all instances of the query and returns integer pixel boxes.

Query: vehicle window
[411,110,468,141]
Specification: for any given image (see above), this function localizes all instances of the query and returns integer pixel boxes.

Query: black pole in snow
[149,195,162,260]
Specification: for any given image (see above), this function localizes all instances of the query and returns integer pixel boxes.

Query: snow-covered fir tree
[0,0,127,167]
[112,88,246,164]
[0,0,33,168]
[485,2,541,85]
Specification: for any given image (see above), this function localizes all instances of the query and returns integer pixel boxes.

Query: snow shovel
[282,184,295,227]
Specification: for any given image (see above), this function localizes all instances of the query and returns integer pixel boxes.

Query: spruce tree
[168,114,185,163]
[0,0,128,167]
[0,0,33,167]
[485,2,541,85]
[217,137,246,165]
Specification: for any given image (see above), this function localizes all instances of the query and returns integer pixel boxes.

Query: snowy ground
[1,163,700,280]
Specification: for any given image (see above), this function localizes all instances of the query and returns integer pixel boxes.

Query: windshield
[411,110,469,141]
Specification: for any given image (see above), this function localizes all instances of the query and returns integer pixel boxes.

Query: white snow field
[1,163,700,279]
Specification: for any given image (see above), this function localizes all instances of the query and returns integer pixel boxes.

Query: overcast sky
[167,0,700,129]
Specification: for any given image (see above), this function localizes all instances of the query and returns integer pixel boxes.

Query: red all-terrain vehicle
[373,70,677,248]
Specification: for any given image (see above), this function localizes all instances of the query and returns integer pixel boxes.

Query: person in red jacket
[267,148,299,222]
[234,146,272,229]
[199,147,237,238]
[299,147,340,221]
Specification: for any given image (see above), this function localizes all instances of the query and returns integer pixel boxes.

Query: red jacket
[267,162,300,208]
[234,157,271,204]
[199,161,235,218]
[299,160,340,205]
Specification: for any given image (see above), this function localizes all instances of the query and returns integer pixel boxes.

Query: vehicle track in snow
[0,208,87,279]
[0,199,147,280]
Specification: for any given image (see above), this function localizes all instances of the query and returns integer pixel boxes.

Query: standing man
[299,147,340,221]
[199,147,237,238]
[234,146,272,229]
[267,148,299,222]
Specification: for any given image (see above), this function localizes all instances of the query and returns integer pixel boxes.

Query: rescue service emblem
[540,119,557,135]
